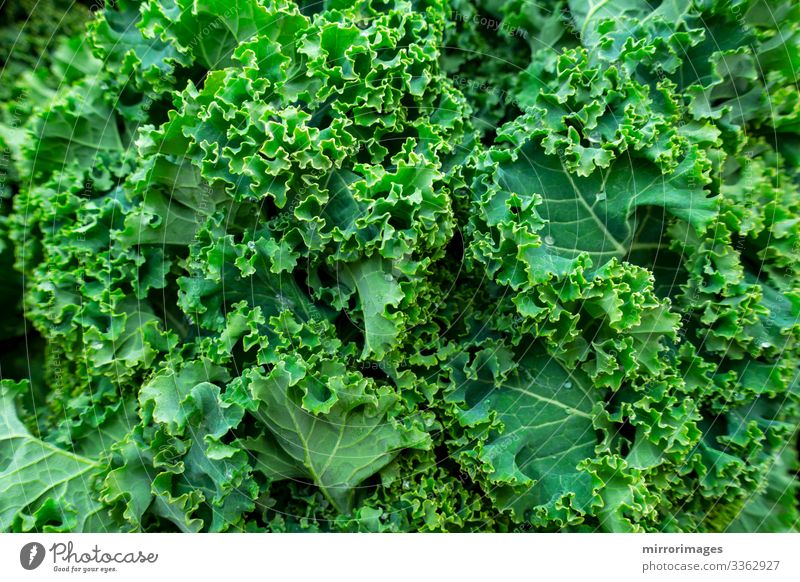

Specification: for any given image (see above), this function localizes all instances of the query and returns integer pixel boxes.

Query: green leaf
[340,257,405,359]
[493,137,715,274]
[247,364,431,512]
[0,380,117,532]
[727,447,800,532]
[447,346,599,525]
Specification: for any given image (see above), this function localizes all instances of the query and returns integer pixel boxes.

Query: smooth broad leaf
[447,347,599,525]
[120,156,231,246]
[568,0,652,46]
[494,138,715,274]
[25,82,127,181]
[0,380,117,532]
[339,256,405,360]
[726,447,800,532]
[247,365,431,512]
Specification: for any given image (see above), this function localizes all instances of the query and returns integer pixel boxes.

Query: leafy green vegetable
[0,0,797,532]
[0,380,122,532]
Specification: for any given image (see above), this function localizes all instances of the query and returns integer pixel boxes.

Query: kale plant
[0,0,798,533]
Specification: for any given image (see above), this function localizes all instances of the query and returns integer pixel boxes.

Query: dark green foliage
[0,0,797,532]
